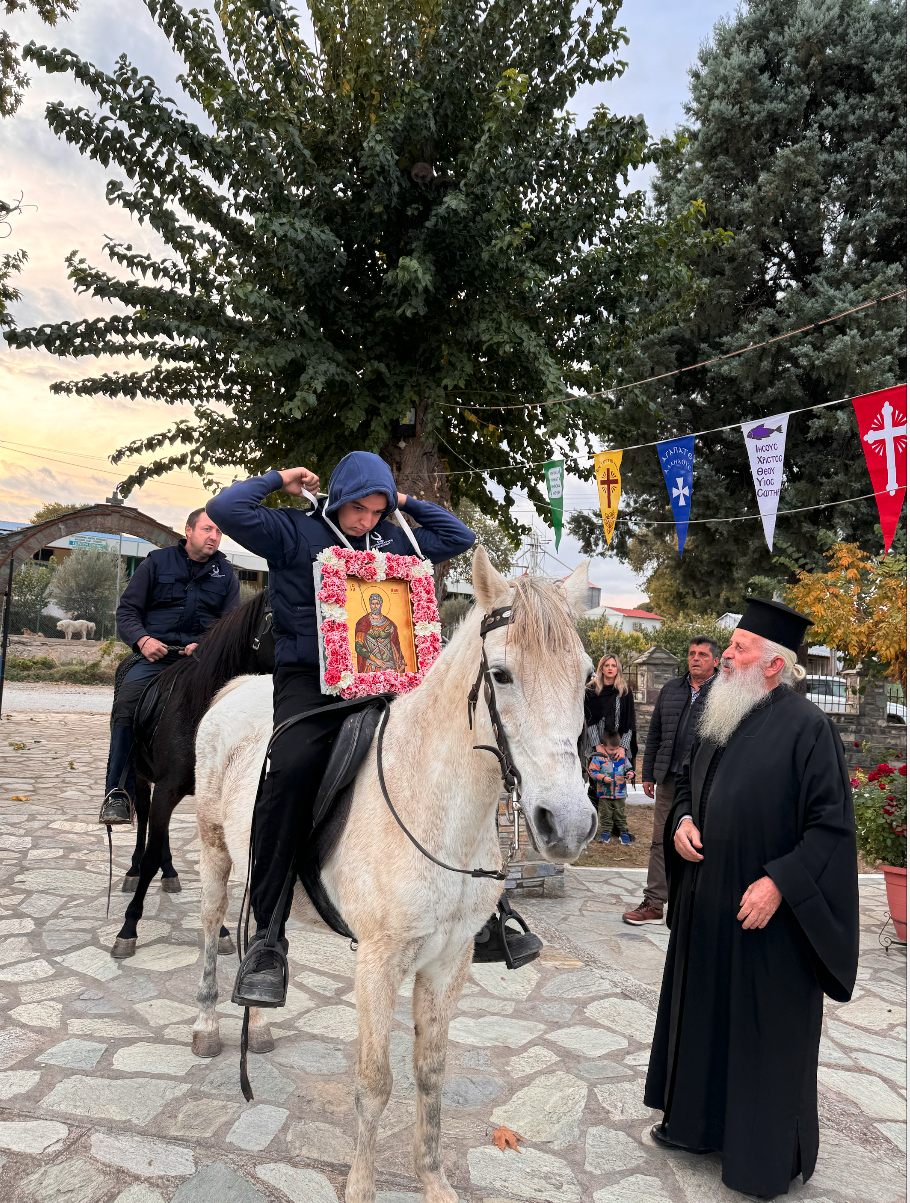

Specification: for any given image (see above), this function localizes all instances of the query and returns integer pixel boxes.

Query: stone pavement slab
[0,706,903,1202]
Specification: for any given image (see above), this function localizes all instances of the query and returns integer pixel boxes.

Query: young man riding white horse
[206,452,543,1010]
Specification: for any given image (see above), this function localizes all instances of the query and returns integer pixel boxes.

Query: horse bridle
[376,602,524,881]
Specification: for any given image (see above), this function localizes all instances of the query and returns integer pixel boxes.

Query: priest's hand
[674,818,704,862]
[737,877,782,930]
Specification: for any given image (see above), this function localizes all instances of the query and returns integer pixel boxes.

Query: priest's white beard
[699,659,771,746]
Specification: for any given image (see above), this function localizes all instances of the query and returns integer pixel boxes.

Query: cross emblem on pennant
[864,399,907,495]
[672,477,690,507]
[599,468,620,507]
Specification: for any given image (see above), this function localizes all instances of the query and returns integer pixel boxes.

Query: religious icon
[346,579,418,675]
[353,592,408,673]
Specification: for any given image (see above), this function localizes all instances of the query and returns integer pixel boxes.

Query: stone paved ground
[0,707,904,1203]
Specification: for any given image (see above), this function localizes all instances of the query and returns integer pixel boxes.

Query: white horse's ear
[560,561,591,616]
[471,544,511,611]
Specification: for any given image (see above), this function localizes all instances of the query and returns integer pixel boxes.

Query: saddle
[266,696,392,942]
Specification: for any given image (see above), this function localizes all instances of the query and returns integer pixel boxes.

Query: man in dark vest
[98,508,240,824]
[624,635,719,925]
[645,599,859,1199]
[207,452,543,1010]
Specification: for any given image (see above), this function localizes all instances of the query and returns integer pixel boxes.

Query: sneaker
[231,931,289,1008]
[619,832,632,845]
[99,789,133,825]
[599,832,611,844]
[623,901,664,926]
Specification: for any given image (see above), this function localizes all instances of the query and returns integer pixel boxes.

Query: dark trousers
[250,666,347,937]
[104,650,182,795]
[643,771,676,907]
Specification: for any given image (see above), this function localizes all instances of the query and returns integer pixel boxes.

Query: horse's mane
[156,589,270,722]
[505,574,582,668]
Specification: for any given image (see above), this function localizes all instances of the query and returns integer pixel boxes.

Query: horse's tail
[156,589,270,725]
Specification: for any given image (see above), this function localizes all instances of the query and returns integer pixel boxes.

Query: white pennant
[741,413,791,550]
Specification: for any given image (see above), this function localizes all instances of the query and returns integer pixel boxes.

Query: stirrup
[98,789,133,826]
[473,898,543,970]
[231,935,289,1009]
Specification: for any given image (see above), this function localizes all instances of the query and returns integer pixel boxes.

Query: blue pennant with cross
[656,436,695,555]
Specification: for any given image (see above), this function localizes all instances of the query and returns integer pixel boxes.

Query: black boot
[232,929,290,1008]
[473,893,543,970]
[99,727,135,825]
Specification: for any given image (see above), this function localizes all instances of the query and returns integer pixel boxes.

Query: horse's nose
[529,801,595,861]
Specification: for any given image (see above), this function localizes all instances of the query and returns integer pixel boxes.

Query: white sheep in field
[56,619,96,640]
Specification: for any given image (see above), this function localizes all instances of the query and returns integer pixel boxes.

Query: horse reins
[375,603,523,881]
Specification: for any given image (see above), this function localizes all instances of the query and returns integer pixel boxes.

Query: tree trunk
[380,403,454,600]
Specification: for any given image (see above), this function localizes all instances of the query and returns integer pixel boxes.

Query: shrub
[50,548,120,635]
[852,763,907,868]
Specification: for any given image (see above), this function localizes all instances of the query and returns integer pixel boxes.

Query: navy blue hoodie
[206,452,475,668]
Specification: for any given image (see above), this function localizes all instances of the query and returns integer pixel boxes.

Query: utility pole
[106,487,123,641]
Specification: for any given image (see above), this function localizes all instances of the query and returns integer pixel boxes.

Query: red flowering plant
[851,762,907,868]
[314,547,441,699]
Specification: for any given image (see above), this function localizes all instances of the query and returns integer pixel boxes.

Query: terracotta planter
[882,865,907,942]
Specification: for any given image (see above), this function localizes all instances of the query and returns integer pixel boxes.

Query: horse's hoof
[110,937,137,959]
[248,1025,274,1055]
[161,875,182,893]
[218,934,236,956]
[192,1030,222,1059]
[121,875,139,893]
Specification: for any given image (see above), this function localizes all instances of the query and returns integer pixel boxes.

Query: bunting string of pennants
[548,385,906,555]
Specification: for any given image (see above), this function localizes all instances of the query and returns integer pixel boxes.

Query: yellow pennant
[594,450,623,544]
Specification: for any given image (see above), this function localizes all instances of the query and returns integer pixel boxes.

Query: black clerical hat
[737,598,812,653]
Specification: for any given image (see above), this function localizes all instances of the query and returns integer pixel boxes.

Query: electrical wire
[0,445,216,493]
[436,288,907,412]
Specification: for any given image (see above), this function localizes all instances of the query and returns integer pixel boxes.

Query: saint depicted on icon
[353,592,408,673]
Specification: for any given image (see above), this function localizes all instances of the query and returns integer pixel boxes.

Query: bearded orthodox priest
[645,599,859,1200]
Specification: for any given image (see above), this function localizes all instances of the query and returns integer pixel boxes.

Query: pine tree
[3,0,718,524]
[569,0,906,615]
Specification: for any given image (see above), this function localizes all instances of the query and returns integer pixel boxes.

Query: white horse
[191,548,597,1203]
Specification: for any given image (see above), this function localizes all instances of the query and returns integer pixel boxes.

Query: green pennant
[544,459,565,550]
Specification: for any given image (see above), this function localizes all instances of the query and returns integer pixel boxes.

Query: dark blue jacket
[206,453,475,668]
[116,540,240,650]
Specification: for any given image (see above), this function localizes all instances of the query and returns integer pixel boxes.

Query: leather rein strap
[375,603,520,882]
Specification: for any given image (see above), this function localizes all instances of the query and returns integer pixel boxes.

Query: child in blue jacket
[589,730,635,845]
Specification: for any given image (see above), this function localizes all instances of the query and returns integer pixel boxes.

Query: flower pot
[882,865,907,942]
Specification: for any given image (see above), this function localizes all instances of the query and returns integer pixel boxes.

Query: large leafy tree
[6,0,717,525]
[569,0,906,615]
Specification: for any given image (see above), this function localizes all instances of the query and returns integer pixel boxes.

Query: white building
[583,604,663,633]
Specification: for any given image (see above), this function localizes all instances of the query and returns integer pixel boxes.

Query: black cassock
[644,685,859,1199]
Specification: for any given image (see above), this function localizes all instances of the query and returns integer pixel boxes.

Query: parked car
[805,675,848,714]
[805,675,906,725]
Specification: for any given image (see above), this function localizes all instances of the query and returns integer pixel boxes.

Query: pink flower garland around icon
[315,547,442,698]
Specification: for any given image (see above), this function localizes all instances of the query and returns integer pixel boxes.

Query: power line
[438,288,907,412]
[440,390,869,478]
[0,446,215,494]
[1,439,228,486]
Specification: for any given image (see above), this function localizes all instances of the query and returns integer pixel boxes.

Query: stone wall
[830,676,907,771]
[7,635,131,666]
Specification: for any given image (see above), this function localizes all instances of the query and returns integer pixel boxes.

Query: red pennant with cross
[852,385,907,552]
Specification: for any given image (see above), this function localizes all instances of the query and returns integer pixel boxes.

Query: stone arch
[0,505,178,576]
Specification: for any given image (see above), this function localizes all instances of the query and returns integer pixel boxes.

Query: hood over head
[325,451,397,521]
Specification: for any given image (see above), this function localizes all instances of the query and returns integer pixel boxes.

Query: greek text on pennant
[543,459,564,551]
[593,450,623,545]
[656,436,695,556]
[741,413,790,551]
[852,385,907,552]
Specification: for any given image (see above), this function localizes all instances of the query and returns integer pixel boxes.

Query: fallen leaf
[492,1125,524,1153]
[10,796,30,801]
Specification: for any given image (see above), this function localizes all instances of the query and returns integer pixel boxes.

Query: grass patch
[4,638,129,685]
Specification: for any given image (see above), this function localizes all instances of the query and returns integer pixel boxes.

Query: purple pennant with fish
[656,435,695,555]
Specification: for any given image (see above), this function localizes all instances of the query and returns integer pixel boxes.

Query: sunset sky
[0,0,733,602]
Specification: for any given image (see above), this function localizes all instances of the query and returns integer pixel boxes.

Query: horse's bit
[375,603,523,880]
